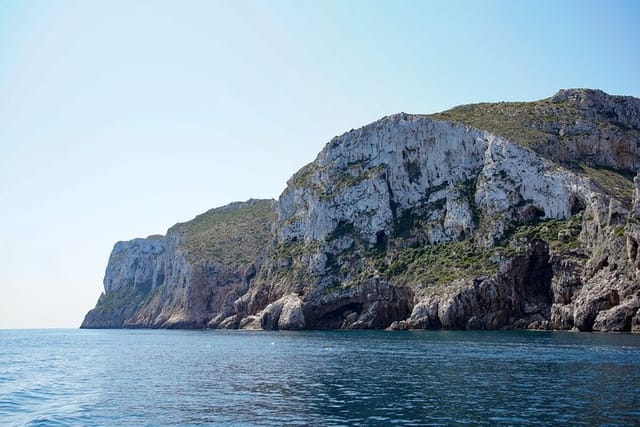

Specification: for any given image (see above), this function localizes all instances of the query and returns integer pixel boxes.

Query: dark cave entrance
[309,302,364,329]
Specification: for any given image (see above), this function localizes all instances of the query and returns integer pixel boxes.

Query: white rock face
[243,293,305,330]
[278,294,305,330]
[277,114,598,247]
[104,236,167,293]
[86,229,198,327]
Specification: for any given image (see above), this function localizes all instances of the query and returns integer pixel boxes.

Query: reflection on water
[1,329,639,426]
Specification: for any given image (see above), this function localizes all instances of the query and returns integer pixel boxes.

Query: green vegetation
[272,209,585,297]
[326,220,355,241]
[382,215,583,287]
[456,177,481,224]
[288,159,388,202]
[321,164,387,200]
[97,283,162,314]
[574,164,634,208]
[272,239,322,259]
[428,100,581,147]
[393,200,446,238]
[501,214,583,255]
[394,209,423,237]
[384,240,497,285]
[174,199,275,266]
[289,162,320,189]
[269,240,325,286]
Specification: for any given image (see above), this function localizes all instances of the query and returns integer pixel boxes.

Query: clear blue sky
[1,0,639,328]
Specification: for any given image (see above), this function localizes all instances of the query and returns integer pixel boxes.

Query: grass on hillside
[428,99,582,147]
[574,165,635,208]
[174,199,275,266]
[380,215,583,287]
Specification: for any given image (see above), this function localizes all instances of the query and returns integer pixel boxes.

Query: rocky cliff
[81,199,275,328]
[82,89,640,332]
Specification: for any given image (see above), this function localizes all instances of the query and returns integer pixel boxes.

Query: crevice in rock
[569,194,586,215]
[527,239,554,297]
[383,172,398,222]
[596,257,610,271]
[628,238,638,263]
[403,159,422,184]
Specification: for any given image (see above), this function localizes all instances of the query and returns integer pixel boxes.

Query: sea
[0,329,639,426]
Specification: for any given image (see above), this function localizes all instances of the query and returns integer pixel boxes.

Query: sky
[1,0,639,329]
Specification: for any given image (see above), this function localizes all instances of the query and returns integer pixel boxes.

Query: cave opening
[569,194,586,215]
[520,205,546,222]
[309,302,364,329]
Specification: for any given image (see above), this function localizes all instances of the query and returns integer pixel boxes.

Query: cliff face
[82,89,640,332]
[81,199,275,328]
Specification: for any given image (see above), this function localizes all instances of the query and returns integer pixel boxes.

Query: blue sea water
[0,329,639,426]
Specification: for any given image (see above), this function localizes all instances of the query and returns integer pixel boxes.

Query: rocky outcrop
[537,89,640,172]
[82,89,640,332]
[395,239,553,330]
[240,293,306,330]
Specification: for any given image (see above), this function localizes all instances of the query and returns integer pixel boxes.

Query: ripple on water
[0,329,639,426]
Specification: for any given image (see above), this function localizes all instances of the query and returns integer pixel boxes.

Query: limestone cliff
[81,199,275,328]
[82,89,640,332]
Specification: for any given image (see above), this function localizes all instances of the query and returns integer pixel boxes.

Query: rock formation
[82,89,640,332]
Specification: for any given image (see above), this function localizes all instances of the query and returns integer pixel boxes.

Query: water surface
[1,329,639,425]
